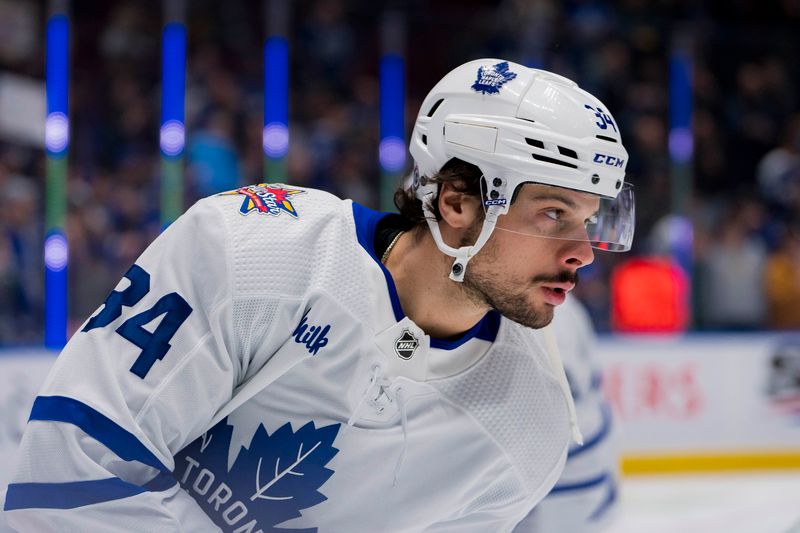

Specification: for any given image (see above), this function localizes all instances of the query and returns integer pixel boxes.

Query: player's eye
[544,208,563,221]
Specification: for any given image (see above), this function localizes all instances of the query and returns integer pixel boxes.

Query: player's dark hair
[394,158,484,225]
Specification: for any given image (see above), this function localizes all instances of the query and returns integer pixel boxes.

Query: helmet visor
[487,183,635,252]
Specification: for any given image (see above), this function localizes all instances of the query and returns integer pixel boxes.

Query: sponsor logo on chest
[292,309,331,356]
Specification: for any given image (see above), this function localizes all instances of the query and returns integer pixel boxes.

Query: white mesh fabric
[314,207,378,327]
[215,189,332,297]
[232,297,280,380]
[431,320,571,496]
[216,190,376,327]
[464,475,524,514]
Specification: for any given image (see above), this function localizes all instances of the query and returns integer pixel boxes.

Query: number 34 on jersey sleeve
[82,263,192,379]
[4,198,244,531]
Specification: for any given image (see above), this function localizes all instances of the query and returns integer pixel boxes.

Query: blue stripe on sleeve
[143,471,180,492]
[549,471,610,494]
[28,395,170,473]
[588,476,618,521]
[4,475,177,511]
[546,471,618,522]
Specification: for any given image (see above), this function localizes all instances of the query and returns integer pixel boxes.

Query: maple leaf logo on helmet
[471,61,517,95]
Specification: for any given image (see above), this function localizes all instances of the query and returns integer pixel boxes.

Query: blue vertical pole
[668,33,694,326]
[379,10,406,211]
[263,36,289,181]
[160,20,187,228]
[263,0,290,182]
[668,38,693,274]
[44,12,69,349]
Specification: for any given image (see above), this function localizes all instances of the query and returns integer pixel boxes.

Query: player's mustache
[532,271,579,287]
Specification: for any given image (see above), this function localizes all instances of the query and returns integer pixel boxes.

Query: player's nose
[562,238,594,268]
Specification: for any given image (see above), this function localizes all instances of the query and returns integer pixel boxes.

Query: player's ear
[437,181,481,231]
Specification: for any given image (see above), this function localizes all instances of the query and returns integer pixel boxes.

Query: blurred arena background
[0,0,799,531]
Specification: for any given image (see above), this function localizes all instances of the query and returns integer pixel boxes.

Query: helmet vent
[596,134,618,143]
[427,99,445,117]
[557,146,578,159]
[531,153,578,169]
[422,134,428,145]
[525,138,545,149]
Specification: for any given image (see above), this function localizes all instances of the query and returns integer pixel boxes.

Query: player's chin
[538,305,556,327]
[528,309,554,330]
[521,299,556,329]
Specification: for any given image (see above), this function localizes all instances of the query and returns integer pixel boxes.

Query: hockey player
[4,59,633,531]
[514,294,619,532]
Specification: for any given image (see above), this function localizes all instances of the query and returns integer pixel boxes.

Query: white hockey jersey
[4,184,572,532]
[514,295,618,532]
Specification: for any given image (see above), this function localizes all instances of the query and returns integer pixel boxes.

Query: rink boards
[594,332,800,474]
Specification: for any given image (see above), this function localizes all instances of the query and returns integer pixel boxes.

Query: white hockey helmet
[409,59,634,281]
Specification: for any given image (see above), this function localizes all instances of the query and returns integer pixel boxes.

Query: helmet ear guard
[409,59,634,281]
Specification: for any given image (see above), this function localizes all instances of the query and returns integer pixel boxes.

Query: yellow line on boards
[621,451,800,475]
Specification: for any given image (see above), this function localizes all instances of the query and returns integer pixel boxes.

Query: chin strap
[421,192,502,282]
[541,323,583,445]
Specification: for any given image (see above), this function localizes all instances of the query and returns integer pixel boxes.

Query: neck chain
[381,231,405,264]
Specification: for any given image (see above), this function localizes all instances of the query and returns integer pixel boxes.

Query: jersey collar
[351,201,500,350]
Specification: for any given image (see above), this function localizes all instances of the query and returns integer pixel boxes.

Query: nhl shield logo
[394,329,419,360]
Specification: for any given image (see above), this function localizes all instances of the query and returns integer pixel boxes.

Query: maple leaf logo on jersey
[221,183,305,218]
[471,61,517,95]
[175,418,341,532]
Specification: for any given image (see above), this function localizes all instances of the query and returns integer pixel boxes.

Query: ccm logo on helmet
[484,198,508,206]
[593,153,625,168]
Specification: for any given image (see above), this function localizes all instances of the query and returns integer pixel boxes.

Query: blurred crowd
[1,0,799,344]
